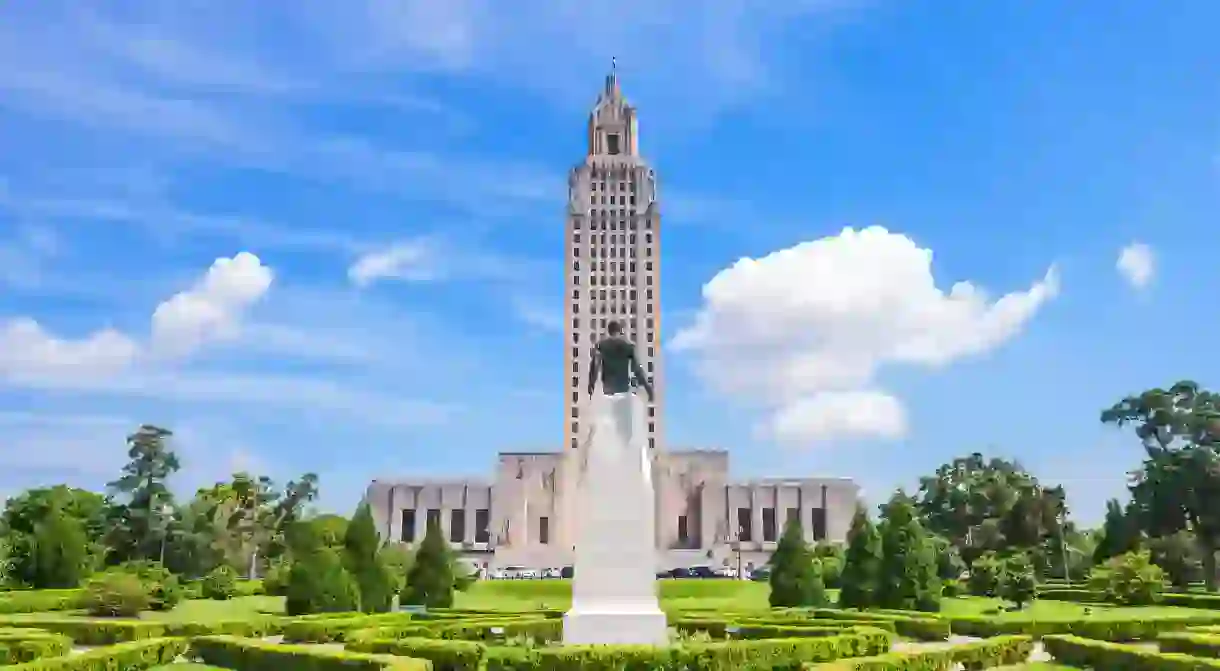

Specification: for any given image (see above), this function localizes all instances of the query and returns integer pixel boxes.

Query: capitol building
[365,70,859,572]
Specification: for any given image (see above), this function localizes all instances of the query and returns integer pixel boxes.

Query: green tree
[768,519,826,607]
[1147,531,1202,590]
[931,534,966,582]
[1102,381,1220,589]
[998,553,1037,609]
[813,541,846,589]
[284,547,360,616]
[967,552,1003,597]
[29,508,90,589]
[915,453,1067,565]
[1093,499,1141,564]
[1,486,108,584]
[344,503,395,613]
[106,425,180,562]
[1088,550,1165,605]
[402,517,455,608]
[839,506,882,609]
[876,493,942,612]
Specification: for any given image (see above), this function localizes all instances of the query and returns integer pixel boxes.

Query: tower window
[607,134,621,155]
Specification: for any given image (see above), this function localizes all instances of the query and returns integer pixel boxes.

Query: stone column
[750,486,764,545]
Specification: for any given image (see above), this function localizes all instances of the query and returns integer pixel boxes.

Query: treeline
[0,424,466,615]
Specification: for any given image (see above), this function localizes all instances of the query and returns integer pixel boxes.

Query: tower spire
[603,57,620,99]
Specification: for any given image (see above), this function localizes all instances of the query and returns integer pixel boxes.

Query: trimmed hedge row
[193,635,432,671]
[1044,633,1220,668]
[1038,586,1220,609]
[347,626,893,671]
[946,612,1220,641]
[347,618,561,645]
[802,610,951,641]
[806,635,1033,670]
[672,619,897,639]
[0,628,73,665]
[5,636,189,671]
[282,613,417,643]
[0,590,84,615]
[0,616,279,644]
[1160,631,1220,658]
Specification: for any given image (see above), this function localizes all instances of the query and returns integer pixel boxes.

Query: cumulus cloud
[0,252,272,382]
[1116,242,1154,290]
[151,251,274,355]
[672,226,1060,444]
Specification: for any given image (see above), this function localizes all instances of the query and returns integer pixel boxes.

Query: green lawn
[940,595,1213,620]
[149,666,228,671]
[138,596,283,621]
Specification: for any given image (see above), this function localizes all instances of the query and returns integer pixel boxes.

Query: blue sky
[2,1,1218,525]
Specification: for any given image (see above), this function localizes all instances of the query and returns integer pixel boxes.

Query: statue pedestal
[563,391,668,646]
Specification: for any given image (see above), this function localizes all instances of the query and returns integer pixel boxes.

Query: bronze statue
[587,320,654,401]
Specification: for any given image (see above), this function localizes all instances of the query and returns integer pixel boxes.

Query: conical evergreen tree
[344,503,395,612]
[876,493,942,611]
[769,518,826,607]
[285,546,361,616]
[402,516,455,608]
[839,504,882,609]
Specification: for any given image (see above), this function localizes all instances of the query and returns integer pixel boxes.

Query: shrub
[839,506,882,609]
[1088,550,1165,606]
[770,519,828,608]
[402,517,455,609]
[809,634,1033,669]
[263,556,292,596]
[1148,531,1202,589]
[345,503,396,613]
[200,565,238,600]
[1159,631,1220,658]
[0,629,73,664]
[967,552,1003,597]
[997,554,1036,609]
[194,635,431,671]
[113,561,182,611]
[29,509,90,589]
[1043,633,1220,668]
[286,547,361,616]
[814,542,846,589]
[83,571,152,617]
[8,637,189,669]
[0,589,85,614]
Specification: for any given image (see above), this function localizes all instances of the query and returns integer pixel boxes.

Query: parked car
[560,565,574,579]
[688,566,717,579]
[750,566,771,582]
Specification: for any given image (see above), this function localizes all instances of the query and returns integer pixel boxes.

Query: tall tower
[563,67,664,457]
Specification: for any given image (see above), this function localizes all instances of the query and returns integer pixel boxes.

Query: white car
[517,568,540,579]
[494,565,526,580]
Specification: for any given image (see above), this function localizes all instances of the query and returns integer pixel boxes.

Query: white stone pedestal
[563,390,668,646]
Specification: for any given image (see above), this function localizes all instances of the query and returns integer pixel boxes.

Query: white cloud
[0,252,271,382]
[349,241,439,287]
[150,252,273,356]
[672,226,1060,444]
[1116,242,1154,290]
[770,390,907,443]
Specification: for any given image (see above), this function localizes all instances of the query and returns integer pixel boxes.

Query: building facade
[364,70,860,572]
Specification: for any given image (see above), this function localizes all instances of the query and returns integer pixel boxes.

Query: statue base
[562,606,669,646]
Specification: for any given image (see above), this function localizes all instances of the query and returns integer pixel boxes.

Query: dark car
[560,565,574,579]
[688,566,717,579]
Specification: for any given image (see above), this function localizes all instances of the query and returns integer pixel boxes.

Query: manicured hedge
[281,613,416,643]
[4,637,189,671]
[806,635,1033,670]
[0,628,73,664]
[1038,586,1220,609]
[193,635,432,670]
[0,616,280,644]
[1044,633,1220,668]
[348,626,891,671]
[1160,631,1220,658]
[347,618,561,645]
[802,609,951,641]
[945,613,1220,641]
[0,590,85,614]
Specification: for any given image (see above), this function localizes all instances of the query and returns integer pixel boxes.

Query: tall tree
[344,503,395,612]
[768,519,826,607]
[402,517,455,608]
[876,493,941,612]
[106,425,180,562]
[839,505,883,609]
[1093,499,1141,564]
[1102,381,1220,589]
[915,453,1066,564]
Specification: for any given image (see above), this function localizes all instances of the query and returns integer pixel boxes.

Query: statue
[587,320,654,400]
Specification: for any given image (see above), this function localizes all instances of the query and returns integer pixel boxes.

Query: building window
[648,422,655,432]
[450,509,465,543]
[573,260,579,270]
[571,437,578,449]
[426,508,441,533]
[647,346,654,356]
[571,422,578,433]
[572,391,578,402]
[762,508,777,543]
[737,508,752,542]
[646,289,653,299]
[811,508,828,541]
[786,507,801,533]
[678,515,689,544]
[571,376,578,388]
[572,318,580,328]
[475,509,490,543]
[649,438,655,449]
[571,361,578,372]
[571,407,578,418]
[648,406,655,417]
[539,516,551,544]
[401,509,416,543]
[607,134,621,155]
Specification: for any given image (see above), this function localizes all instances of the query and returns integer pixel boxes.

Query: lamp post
[735,526,744,580]
[1059,509,1071,586]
